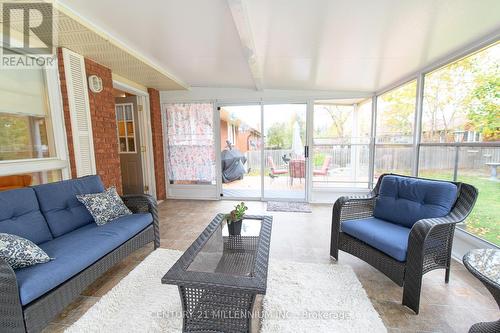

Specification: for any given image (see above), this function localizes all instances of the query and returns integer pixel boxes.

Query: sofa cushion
[373,175,458,228]
[0,188,52,244]
[342,217,411,262]
[15,213,152,305]
[32,175,105,237]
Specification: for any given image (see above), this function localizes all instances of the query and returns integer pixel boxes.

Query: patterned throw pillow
[0,233,51,270]
[76,187,132,226]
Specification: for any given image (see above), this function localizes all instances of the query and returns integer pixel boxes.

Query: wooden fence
[244,146,500,173]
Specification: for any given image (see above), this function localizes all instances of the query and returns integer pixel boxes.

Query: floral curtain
[163,103,216,184]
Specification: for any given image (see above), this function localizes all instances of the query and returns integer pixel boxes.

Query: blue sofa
[330,174,478,314]
[0,175,159,333]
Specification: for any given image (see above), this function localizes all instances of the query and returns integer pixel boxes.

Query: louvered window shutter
[62,48,96,177]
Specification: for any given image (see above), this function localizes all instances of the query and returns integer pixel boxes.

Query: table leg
[490,166,498,180]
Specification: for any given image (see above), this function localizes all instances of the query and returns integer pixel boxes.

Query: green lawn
[420,171,500,246]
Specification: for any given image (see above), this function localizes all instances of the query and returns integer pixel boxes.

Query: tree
[380,81,417,142]
[467,72,500,141]
[266,122,291,149]
[323,105,351,138]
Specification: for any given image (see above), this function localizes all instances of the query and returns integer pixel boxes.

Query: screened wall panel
[163,103,216,185]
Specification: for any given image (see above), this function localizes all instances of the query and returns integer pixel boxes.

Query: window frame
[0,54,70,180]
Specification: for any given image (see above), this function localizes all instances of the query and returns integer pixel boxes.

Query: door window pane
[263,104,307,199]
[115,104,136,153]
[164,103,216,185]
[422,43,499,143]
[0,68,55,161]
[220,105,262,198]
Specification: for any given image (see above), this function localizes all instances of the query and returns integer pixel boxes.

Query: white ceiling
[60,0,500,92]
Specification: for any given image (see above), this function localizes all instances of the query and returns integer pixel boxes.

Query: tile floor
[44,200,499,333]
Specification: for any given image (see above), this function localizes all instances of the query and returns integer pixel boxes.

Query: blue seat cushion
[373,175,458,228]
[0,188,52,244]
[32,175,105,237]
[15,213,152,305]
[342,217,411,262]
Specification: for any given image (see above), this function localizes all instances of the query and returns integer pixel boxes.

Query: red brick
[147,88,166,200]
[58,48,123,193]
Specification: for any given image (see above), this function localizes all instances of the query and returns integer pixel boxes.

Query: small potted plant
[225,202,248,236]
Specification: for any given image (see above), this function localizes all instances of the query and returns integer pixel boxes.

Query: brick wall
[58,48,123,193]
[148,88,166,200]
[84,58,123,193]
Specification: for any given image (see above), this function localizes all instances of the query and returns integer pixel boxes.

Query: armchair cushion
[373,175,457,228]
[32,175,105,237]
[342,217,411,262]
[15,212,152,305]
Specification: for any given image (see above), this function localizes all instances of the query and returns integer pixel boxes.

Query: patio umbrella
[291,121,304,158]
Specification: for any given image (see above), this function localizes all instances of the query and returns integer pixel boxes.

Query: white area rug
[66,249,386,333]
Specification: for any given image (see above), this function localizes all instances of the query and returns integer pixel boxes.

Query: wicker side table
[463,249,500,333]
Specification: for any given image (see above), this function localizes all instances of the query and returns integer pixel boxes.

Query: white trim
[62,48,96,177]
[166,184,218,200]
[452,228,499,261]
[112,79,157,198]
[0,52,70,179]
[0,158,68,176]
[214,105,223,199]
[160,88,372,105]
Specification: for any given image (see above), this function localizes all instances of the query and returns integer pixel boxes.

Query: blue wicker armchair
[330,174,478,314]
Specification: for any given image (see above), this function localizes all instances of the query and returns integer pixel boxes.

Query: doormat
[266,201,312,213]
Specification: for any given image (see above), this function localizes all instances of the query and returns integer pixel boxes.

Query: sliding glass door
[263,104,307,200]
[218,103,309,201]
[220,105,262,198]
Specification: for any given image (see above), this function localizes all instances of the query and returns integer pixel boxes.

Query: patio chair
[313,156,332,177]
[268,156,288,177]
[330,173,478,314]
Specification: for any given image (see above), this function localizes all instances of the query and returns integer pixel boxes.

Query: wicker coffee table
[162,214,272,333]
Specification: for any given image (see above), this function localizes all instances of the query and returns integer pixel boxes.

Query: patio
[0,1,499,332]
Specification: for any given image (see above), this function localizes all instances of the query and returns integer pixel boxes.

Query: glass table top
[187,218,262,277]
[464,249,500,285]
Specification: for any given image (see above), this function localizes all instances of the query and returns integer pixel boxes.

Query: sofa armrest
[0,258,25,332]
[330,193,376,259]
[121,194,160,249]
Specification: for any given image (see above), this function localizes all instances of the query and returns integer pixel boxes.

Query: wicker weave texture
[163,214,272,332]
[0,193,159,333]
[330,173,478,314]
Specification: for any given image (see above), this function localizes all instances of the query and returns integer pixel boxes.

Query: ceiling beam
[227,0,263,91]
